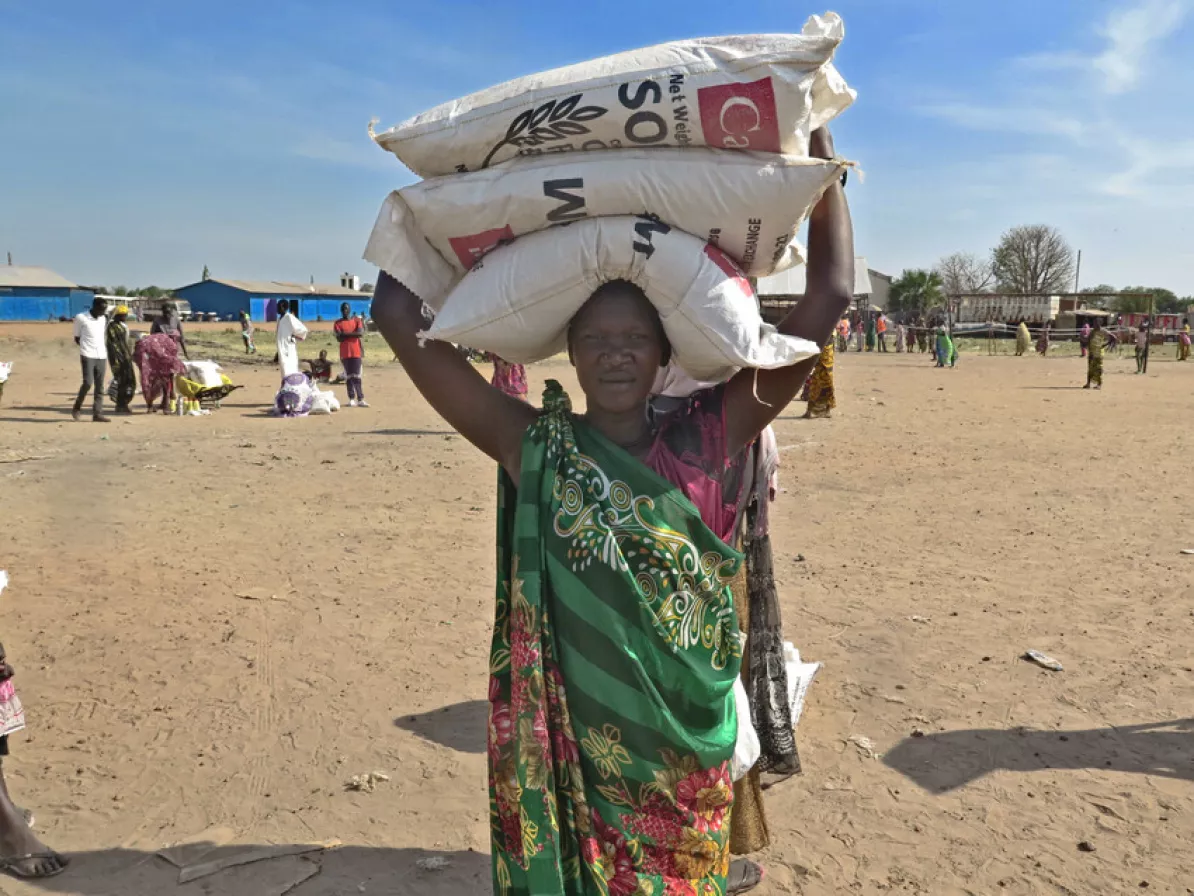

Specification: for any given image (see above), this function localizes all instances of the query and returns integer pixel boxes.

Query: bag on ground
[363,147,846,307]
[731,677,761,782]
[371,14,854,177]
[784,641,822,728]
[183,360,225,387]
[423,215,820,382]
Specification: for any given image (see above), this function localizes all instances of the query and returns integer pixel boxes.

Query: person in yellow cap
[105,305,137,414]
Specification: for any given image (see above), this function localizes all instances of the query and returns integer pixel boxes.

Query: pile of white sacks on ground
[364,12,855,382]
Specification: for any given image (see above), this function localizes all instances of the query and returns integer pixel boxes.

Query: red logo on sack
[697,77,781,152]
[449,226,515,269]
[703,244,753,299]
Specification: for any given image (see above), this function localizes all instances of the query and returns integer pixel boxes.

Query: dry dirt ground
[0,322,1191,896]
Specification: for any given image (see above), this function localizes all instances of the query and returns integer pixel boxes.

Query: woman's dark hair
[567,279,672,367]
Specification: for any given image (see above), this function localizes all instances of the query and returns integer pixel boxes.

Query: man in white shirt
[72,297,110,422]
[275,299,308,378]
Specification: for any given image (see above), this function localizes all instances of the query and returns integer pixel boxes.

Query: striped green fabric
[488,381,744,896]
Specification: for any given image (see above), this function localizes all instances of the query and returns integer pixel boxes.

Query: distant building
[0,265,96,321]
[754,257,891,323]
[174,274,372,322]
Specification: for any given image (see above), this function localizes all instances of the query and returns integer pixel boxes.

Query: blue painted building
[0,265,95,321]
[174,277,372,322]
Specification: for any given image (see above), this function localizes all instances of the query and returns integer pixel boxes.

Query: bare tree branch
[991,226,1075,294]
[934,252,993,296]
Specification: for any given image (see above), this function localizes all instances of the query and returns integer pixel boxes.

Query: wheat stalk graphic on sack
[481,94,607,168]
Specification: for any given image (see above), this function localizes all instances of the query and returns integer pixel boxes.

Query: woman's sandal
[0,851,68,879]
[728,857,765,894]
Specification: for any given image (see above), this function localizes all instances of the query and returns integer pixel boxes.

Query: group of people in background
[834,312,947,359]
[272,300,371,417]
[69,298,373,421]
[71,298,190,420]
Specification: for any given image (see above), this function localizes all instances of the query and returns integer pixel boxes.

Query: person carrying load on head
[373,125,853,896]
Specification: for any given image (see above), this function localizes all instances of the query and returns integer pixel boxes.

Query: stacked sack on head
[364,12,855,382]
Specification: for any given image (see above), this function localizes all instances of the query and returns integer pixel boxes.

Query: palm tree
[889,269,944,315]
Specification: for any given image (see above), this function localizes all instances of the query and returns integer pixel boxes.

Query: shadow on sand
[3,844,489,896]
[394,699,488,755]
[884,718,1194,793]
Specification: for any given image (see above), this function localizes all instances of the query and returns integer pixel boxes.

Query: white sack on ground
[372,14,855,177]
[731,677,762,782]
[784,642,822,728]
[363,148,847,307]
[424,215,820,383]
[183,360,224,387]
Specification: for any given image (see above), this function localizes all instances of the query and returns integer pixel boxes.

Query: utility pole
[1073,249,1082,293]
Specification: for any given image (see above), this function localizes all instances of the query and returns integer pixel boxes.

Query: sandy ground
[0,322,1191,896]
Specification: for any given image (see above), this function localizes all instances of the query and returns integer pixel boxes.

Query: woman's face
[569,286,664,415]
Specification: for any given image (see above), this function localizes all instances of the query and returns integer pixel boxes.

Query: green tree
[888,269,944,315]
[1118,286,1180,313]
[113,286,129,297]
[1079,285,1117,310]
[1112,291,1179,315]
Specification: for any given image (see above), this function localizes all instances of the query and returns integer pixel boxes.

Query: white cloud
[901,0,1194,291]
[1095,0,1189,94]
[917,103,1086,140]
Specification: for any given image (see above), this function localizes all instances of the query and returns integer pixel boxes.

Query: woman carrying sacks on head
[374,127,853,896]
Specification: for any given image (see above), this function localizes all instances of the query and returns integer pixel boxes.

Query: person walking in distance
[105,305,137,415]
[1134,323,1149,374]
[334,302,369,407]
[1036,323,1051,356]
[1015,320,1031,356]
[274,300,308,379]
[876,312,889,352]
[239,311,257,354]
[72,297,110,422]
[1084,319,1116,389]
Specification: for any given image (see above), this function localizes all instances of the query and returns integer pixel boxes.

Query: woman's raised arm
[371,272,537,480]
[724,127,855,456]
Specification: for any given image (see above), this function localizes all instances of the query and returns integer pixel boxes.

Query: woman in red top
[334,303,369,407]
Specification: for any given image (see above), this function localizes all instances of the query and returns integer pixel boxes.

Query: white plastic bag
[371,15,855,177]
[784,642,822,728]
[363,148,845,307]
[0,362,12,384]
[309,389,341,415]
[424,215,820,382]
[731,677,761,782]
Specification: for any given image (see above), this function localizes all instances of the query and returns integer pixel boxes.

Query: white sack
[424,215,820,383]
[183,360,224,387]
[309,390,341,415]
[784,642,822,728]
[731,677,761,782]
[363,148,846,307]
[372,14,855,177]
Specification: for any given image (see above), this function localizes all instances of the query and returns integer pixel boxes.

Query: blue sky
[2,0,1192,294]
